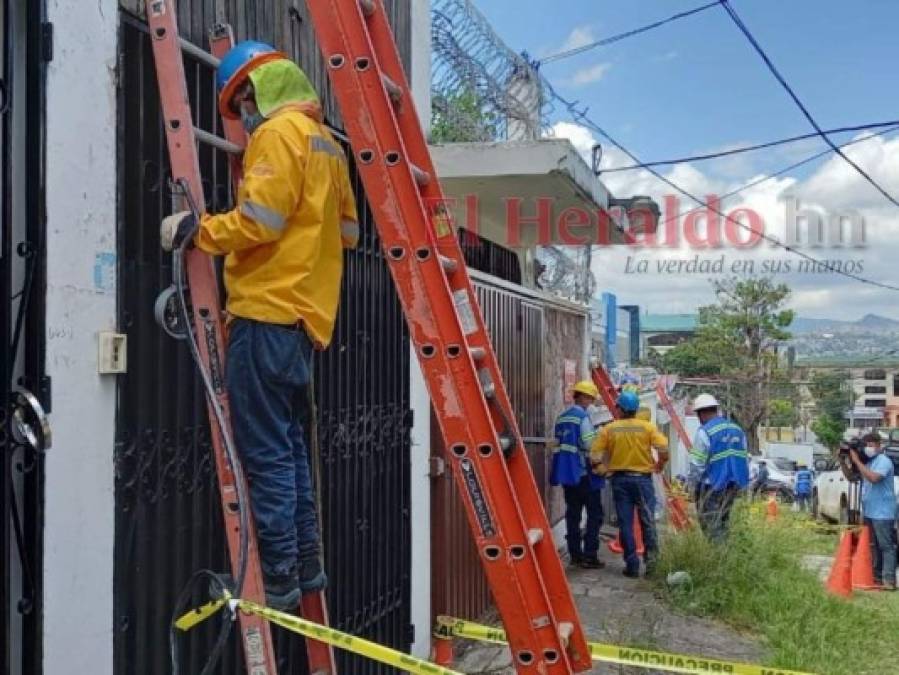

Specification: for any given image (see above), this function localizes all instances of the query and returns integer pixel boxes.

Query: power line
[659,125,899,238]
[601,119,899,172]
[540,1,721,65]
[543,80,899,292]
[719,0,899,210]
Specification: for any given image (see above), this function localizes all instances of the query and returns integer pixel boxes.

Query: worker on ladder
[591,391,669,578]
[551,380,606,569]
[160,41,359,609]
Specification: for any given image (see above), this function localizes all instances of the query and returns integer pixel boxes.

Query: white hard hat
[692,393,719,412]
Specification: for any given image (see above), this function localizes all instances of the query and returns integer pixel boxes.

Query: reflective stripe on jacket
[551,405,602,489]
[197,105,358,347]
[701,416,750,491]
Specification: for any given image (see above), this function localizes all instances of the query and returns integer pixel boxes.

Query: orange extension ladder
[145,3,333,673]
[304,2,591,672]
[147,0,592,671]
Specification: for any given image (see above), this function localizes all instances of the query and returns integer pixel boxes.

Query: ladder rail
[305,1,591,671]
[145,3,277,673]
[358,6,592,667]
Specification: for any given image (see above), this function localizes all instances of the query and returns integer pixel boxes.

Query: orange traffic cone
[766,496,778,522]
[825,530,855,597]
[432,636,453,666]
[851,525,879,590]
[608,508,645,555]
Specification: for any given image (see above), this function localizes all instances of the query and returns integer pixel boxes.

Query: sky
[471,0,899,320]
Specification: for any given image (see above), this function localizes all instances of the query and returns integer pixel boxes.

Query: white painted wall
[410,0,431,137]
[408,0,432,658]
[43,1,119,673]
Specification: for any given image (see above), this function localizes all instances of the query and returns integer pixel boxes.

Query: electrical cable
[540,1,721,65]
[719,0,899,210]
[545,80,899,292]
[600,119,899,172]
[657,124,899,244]
[167,179,251,675]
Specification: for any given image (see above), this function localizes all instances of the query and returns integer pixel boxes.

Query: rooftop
[640,313,699,333]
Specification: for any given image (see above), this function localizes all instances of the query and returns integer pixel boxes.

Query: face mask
[864,446,877,458]
[240,107,265,134]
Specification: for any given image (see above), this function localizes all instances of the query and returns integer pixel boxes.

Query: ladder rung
[359,0,376,17]
[194,127,243,155]
[527,528,544,545]
[178,36,220,69]
[410,163,431,187]
[439,255,458,274]
[381,73,403,103]
[499,435,512,452]
[469,346,485,361]
[558,622,574,647]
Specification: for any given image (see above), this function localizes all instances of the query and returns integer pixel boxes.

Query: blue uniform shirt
[795,469,813,496]
[550,404,603,490]
[862,453,897,520]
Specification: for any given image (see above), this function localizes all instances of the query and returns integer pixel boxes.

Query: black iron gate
[115,6,411,674]
[3,1,50,673]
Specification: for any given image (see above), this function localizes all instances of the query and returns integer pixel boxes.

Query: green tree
[808,370,852,450]
[659,277,795,453]
[430,89,498,143]
[768,398,799,427]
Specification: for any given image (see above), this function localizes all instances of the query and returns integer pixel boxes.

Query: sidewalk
[454,535,764,674]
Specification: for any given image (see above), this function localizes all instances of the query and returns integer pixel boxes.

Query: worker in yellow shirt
[159,41,358,609]
[591,391,669,578]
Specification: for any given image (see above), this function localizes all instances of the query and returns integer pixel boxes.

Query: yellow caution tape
[174,597,229,631]
[176,597,463,675]
[436,616,815,675]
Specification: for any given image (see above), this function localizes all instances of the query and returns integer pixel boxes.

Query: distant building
[640,313,699,356]
[845,366,899,428]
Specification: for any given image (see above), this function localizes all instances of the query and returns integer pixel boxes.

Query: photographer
[850,433,897,590]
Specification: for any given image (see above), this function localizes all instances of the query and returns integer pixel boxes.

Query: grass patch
[653,506,899,674]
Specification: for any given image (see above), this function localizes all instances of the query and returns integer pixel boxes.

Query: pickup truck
[813,448,899,523]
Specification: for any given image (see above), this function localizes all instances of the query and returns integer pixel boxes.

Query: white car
[814,449,899,523]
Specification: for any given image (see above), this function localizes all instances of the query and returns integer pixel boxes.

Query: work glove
[160,211,196,252]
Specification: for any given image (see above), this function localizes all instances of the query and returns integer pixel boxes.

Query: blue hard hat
[616,391,640,413]
[216,40,286,119]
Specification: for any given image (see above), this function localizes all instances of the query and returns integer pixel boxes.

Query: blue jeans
[227,318,320,577]
[563,476,604,559]
[866,518,898,586]
[611,473,657,572]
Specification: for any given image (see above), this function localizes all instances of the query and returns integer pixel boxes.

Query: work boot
[622,567,640,579]
[569,552,583,566]
[578,556,606,570]
[208,571,301,612]
[298,555,327,593]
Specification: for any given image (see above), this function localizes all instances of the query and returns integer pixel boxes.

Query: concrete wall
[409,0,432,657]
[43,1,119,673]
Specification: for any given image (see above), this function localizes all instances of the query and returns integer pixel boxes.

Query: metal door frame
[3,0,49,672]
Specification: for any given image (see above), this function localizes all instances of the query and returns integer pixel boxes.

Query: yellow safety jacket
[197,102,358,348]
[591,418,669,475]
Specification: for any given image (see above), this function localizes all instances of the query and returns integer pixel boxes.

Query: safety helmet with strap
[692,393,719,413]
[572,380,599,399]
[216,40,287,119]
[616,391,640,413]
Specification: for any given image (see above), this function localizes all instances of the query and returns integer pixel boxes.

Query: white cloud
[547,121,899,319]
[568,63,612,86]
[553,26,596,54]
[653,50,679,63]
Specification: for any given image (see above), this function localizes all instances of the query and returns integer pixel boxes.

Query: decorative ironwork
[115,9,411,673]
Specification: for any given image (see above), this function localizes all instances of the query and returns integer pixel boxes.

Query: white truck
[814,448,899,523]
[764,442,816,470]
